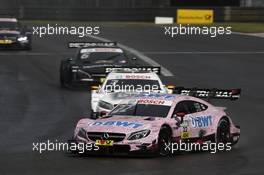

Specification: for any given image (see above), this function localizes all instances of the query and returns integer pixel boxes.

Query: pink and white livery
[72,89,241,156]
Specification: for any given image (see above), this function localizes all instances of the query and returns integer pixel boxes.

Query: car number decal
[95,140,114,146]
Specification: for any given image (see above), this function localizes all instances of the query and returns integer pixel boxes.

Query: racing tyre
[60,61,71,88]
[158,127,172,156]
[90,110,99,119]
[215,118,230,144]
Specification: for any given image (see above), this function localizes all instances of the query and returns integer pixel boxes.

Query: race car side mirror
[176,112,186,118]
[132,57,137,60]
[67,58,73,61]
[90,112,99,119]
[173,112,186,126]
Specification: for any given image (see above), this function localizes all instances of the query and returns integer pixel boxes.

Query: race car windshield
[109,101,170,118]
[104,79,161,92]
[0,21,18,30]
[78,52,126,63]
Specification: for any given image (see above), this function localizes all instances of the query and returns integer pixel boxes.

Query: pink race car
[71,89,241,156]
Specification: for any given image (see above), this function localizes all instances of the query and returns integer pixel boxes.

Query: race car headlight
[98,100,114,110]
[77,128,87,139]
[166,85,175,94]
[128,130,150,140]
[17,36,28,42]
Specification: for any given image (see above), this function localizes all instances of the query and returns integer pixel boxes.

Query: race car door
[173,100,210,140]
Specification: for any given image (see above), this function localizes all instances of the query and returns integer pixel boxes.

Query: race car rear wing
[68,42,117,48]
[105,67,161,75]
[173,87,241,100]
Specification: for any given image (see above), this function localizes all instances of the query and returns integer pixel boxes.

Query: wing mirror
[90,112,99,119]
[67,58,73,61]
[131,57,137,61]
[173,112,186,126]
[176,112,186,118]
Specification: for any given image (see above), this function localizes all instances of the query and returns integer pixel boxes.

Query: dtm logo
[90,121,143,129]
[190,116,212,128]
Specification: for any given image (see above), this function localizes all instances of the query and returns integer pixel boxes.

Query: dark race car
[0,16,32,50]
[60,42,160,88]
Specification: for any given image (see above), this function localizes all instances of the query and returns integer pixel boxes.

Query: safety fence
[0,6,263,22]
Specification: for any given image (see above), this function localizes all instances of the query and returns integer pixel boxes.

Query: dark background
[0,0,263,22]
[171,0,240,6]
[0,0,242,8]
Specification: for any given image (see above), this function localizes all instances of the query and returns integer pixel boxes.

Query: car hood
[83,115,162,134]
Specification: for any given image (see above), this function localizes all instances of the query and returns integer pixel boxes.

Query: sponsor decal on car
[136,94,175,101]
[181,120,190,139]
[181,132,190,139]
[138,99,165,105]
[68,42,116,48]
[190,116,212,128]
[105,67,161,74]
[80,48,123,53]
[89,121,143,129]
[95,140,114,146]
[125,75,152,79]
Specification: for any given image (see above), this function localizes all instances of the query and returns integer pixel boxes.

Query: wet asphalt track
[0,25,264,175]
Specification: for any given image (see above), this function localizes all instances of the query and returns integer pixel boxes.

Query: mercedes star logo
[102,133,109,140]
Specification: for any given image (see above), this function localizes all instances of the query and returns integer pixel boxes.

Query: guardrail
[228,7,264,22]
[0,7,263,22]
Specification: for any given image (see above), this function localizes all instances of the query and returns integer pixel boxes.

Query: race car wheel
[216,118,230,144]
[60,61,71,88]
[90,110,99,119]
[158,127,172,156]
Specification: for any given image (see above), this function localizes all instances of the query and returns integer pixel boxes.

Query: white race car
[91,71,173,118]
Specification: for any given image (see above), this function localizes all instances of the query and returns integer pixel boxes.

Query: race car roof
[0,18,17,22]
[107,72,160,80]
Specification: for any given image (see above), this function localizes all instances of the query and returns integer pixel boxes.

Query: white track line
[142,51,264,54]
[0,52,72,56]
[233,32,264,38]
[87,35,174,77]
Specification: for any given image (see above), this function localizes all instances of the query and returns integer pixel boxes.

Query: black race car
[0,16,32,50]
[60,42,160,88]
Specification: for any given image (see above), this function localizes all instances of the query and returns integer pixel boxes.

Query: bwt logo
[190,116,212,128]
[90,121,143,129]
